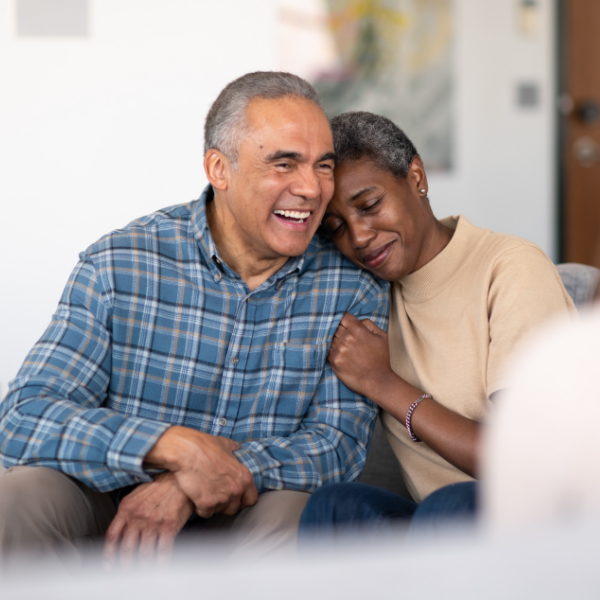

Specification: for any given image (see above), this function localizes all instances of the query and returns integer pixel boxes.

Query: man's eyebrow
[317,152,336,163]
[265,150,303,162]
[264,151,337,163]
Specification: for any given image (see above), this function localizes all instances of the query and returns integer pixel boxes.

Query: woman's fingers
[338,312,361,330]
[360,318,386,338]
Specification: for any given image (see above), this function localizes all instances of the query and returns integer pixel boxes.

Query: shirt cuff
[234,444,283,494]
[105,417,171,486]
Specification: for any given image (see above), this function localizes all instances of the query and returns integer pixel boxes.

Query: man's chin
[270,233,318,259]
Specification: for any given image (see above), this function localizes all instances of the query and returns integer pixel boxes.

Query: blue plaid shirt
[0,186,388,493]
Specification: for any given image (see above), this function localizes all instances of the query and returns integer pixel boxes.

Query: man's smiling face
[217,96,336,263]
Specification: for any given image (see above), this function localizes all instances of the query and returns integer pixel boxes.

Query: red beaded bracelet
[405,393,432,442]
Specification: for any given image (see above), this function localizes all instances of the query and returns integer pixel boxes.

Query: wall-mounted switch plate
[16,0,89,37]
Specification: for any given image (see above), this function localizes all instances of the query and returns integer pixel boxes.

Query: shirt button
[214,272,222,282]
[219,418,227,426]
[246,298,250,303]
[231,356,239,365]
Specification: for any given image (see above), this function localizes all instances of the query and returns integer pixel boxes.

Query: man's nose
[290,166,321,199]
[349,221,376,249]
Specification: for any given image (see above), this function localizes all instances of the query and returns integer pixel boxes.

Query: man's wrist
[143,426,185,472]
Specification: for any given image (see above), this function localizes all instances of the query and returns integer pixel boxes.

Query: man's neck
[206,197,289,292]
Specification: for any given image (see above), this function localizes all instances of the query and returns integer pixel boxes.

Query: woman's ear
[408,156,428,197]
[204,150,231,191]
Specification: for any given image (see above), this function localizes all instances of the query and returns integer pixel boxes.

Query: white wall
[0,0,556,394]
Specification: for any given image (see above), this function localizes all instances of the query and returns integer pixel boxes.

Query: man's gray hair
[330,111,418,178]
[204,71,323,167]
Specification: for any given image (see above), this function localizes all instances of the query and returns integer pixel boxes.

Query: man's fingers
[103,514,127,569]
[241,482,259,509]
[119,526,142,569]
[223,437,240,452]
[138,528,159,566]
[156,531,177,566]
[221,495,242,516]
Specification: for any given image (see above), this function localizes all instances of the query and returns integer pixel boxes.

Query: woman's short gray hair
[204,71,322,168]
[330,111,418,178]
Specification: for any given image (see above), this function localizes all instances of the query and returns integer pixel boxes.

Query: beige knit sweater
[382,216,575,502]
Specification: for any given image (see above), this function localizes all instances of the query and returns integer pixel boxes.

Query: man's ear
[204,150,231,191]
[408,155,428,196]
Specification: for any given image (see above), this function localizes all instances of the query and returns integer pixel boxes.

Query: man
[0,72,388,566]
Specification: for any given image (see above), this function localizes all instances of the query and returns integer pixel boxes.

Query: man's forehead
[245,96,329,133]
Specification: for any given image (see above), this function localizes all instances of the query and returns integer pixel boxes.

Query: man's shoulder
[86,201,197,254]
[301,234,389,298]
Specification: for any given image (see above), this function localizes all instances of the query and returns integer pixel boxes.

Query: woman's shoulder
[449,215,552,266]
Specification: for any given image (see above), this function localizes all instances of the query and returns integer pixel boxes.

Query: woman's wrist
[368,370,407,410]
[368,371,429,422]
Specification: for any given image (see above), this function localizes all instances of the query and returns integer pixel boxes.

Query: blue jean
[298,481,477,541]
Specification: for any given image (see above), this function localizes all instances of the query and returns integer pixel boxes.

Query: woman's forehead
[333,159,401,201]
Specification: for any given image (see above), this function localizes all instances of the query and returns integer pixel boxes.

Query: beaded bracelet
[405,393,432,442]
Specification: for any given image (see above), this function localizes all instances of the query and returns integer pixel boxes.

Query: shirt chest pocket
[261,341,330,435]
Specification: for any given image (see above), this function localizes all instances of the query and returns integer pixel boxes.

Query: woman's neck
[412,218,455,274]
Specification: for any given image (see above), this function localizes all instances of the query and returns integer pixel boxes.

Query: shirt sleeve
[486,244,576,397]
[0,255,170,492]
[233,276,389,493]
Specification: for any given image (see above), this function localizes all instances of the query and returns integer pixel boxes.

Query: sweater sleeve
[486,244,576,397]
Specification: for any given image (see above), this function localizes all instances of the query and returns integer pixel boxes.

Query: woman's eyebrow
[349,186,377,202]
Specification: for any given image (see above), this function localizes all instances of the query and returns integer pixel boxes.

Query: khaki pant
[0,466,310,569]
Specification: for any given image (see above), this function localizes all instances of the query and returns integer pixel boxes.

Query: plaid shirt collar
[192,185,306,287]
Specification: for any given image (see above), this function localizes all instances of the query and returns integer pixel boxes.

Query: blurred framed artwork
[278,0,453,171]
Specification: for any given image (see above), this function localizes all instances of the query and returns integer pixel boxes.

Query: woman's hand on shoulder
[328,312,396,399]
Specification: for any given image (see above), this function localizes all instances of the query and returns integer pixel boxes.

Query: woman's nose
[349,221,376,249]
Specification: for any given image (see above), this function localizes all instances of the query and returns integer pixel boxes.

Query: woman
[299,111,575,533]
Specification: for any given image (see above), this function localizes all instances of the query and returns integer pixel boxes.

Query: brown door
[562,0,600,265]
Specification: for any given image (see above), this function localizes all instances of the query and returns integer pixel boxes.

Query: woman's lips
[360,241,394,269]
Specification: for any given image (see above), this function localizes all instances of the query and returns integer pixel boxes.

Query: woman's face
[321,157,432,281]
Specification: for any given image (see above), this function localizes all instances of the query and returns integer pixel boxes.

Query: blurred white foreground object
[483,306,600,531]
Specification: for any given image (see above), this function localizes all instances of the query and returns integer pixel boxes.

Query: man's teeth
[273,210,310,222]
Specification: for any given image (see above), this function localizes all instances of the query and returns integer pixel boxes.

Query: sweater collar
[398,216,486,303]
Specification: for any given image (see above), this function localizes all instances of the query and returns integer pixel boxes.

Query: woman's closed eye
[361,195,384,213]
[321,219,345,238]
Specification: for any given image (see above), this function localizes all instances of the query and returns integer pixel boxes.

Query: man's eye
[276,163,291,169]
[318,163,334,171]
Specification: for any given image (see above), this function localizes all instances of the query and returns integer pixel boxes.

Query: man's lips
[359,241,394,269]
[272,209,313,231]
[272,209,311,222]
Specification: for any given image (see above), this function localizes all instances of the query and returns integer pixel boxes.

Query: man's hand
[328,312,396,400]
[103,472,194,569]
[144,426,258,519]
